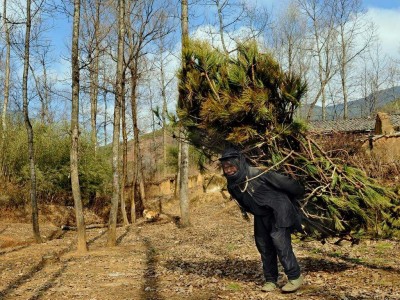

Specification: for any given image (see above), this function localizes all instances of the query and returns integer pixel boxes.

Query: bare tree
[179,0,190,227]
[108,0,125,246]
[88,0,101,154]
[0,0,12,177]
[125,0,172,222]
[204,0,270,54]
[120,78,130,226]
[29,43,54,124]
[297,0,338,121]
[156,41,175,178]
[71,0,87,252]
[272,1,309,75]
[1,0,11,138]
[272,1,313,120]
[359,42,390,117]
[22,0,42,243]
[80,0,111,153]
[333,0,374,119]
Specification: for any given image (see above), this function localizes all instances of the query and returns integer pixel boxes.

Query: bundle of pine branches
[178,40,400,239]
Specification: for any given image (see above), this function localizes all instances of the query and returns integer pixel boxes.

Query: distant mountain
[301,86,400,120]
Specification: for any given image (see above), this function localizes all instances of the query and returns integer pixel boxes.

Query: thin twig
[240,150,294,185]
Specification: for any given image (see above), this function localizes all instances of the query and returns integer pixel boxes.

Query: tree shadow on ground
[325,253,400,274]
[0,226,7,234]
[29,264,68,300]
[164,256,354,284]
[301,257,353,273]
[116,226,131,245]
[0,260,44,298]
[166,258,264,284]
[137,233,164,300]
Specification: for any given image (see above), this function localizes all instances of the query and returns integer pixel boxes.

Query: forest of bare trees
[0,0,399,246]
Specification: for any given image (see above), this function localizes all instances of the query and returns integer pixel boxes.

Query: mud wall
[362,135,400,163]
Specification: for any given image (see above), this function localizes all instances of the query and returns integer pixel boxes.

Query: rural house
[308,112,400,164]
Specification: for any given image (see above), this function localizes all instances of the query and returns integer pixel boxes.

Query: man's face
[221,161,238,176]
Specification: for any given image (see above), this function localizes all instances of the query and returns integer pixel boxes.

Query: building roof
[308,114,400,133]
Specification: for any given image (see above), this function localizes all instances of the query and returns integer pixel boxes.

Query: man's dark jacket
[221,148,304,231]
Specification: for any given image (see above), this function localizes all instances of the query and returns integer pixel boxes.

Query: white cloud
[191,25,265,54]
[366,7,400,59]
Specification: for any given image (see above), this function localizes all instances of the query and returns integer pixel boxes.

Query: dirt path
[1,192,399,300]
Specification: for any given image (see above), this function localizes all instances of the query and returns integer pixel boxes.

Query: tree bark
[130,66,140,222]
[90,0,101,154]
[179,133,190,226]
[108,0,125,246]
[179,0,190,227]
[71,0,87,252]
[127,18,142,222]
[0,0,11,177]
[22,0,42,243]
[120,84,130,226]
[160,50,168,178]
[1,0,11,138]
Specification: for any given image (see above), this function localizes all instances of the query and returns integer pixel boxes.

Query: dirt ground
[1,192,399,300]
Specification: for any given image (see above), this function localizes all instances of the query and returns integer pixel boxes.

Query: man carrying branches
[219,147,305,293]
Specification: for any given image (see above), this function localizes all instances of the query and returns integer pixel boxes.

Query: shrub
[0,120,112,206]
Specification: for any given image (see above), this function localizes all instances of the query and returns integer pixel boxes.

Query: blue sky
[3,0,399,84]
[257,0,400,59]
[363,0,400,9]
[362,1,400,58]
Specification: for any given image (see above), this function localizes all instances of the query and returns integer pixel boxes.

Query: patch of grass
[226,243,237,252]
[226,282,241,291]
[375,241,393,252]
[345,257,363,264]
[329,251,342,258]
[368,257,389,266]
[310,248,322,254]
[376,279,396,287]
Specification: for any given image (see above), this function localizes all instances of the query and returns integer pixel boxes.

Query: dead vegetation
[0,191,399,300]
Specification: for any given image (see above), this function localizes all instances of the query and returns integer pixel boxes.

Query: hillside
[302,86,400,120]
[1,192,399,299]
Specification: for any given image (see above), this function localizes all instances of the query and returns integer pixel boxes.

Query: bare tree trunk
[126,48,137,221]
[102,68,108,145]
[130,68,141,221]
[160,51,168,178]
[179,0,190,227]
[334,0,373,120]
[120,84,129,226]
[1,0,10,136]
[126,13,144,221]
[299,0,336,121]
[40,57,50,123]
[90,0,101,154]
[71,0,87,252]
[22,0,42,243]
[179,132,190,226]
[216,0,229,54]
[175,135,182,199]
[1,0,11,175]
[28,50,52,125]
[108,0,125,246]
[139,161,146,206]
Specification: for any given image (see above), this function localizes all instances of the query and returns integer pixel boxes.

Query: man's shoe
[281,275,304,292]
[261,282,277,292]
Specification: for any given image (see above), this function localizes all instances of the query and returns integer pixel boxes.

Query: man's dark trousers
[254,215,301,283]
